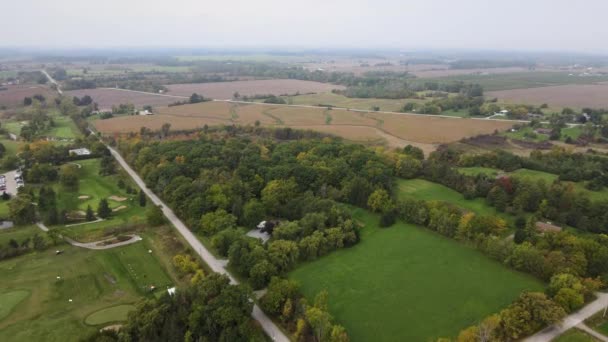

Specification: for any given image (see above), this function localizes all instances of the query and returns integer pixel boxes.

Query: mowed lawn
[53,158,147,242]
[289,208,543,341]
[0,240,172,341]
[510,169,608,202]
[397,178,512,222]
[554,329,600,342]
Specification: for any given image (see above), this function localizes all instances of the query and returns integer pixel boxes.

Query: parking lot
[1,169,23,196]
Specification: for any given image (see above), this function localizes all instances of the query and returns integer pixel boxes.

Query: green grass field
[509,169,608,202]
[585,310,608,338]
[53,158,147,242]
[0,238,172,341]
[431,72,608,91]
[554,329,600,342]
[0,226,43,247]
[0,290,30,321]
[397,179,511,222]
[289,208,544,341]
[502,126,550,142]
[84,304,135,325]
[457,167,500,177]
[47,116,79,140]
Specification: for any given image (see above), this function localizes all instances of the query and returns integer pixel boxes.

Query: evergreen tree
[85,205,95,221]
[139,189,147,207]
[97,199,111,219]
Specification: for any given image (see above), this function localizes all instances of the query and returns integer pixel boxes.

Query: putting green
[0,290,30,321]
[84,304,135,325]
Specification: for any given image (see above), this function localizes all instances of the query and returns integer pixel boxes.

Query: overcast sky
[3,0,608,52]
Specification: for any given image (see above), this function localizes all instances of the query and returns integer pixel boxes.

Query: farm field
[411,66,531,78]
[289,208,544,341]
[65,88,184,111]
[94,101,514,151]
[278,92,412,112]
[486,84,608,109]
[0,240,172,341]
[164,79,345,99]
[435,72,608,92]
[0,84,55,108]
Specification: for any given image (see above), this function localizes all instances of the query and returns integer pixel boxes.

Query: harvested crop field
[65,88,185,110]
[412,67,530,78]
[94,101,514,150]
[164,79,345,99]
[0,84,55,108]
[486,84,608,108]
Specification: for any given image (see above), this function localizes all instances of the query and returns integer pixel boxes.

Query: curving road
[524,292,608,342]
[106,145,289,342]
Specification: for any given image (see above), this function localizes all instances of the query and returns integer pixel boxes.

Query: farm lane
[524,292,608,342]
[41,69,63,95]
[100,87,189,99]
[105,145,290,342]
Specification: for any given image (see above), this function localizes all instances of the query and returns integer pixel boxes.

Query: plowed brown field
[94,101,514,151]
[165,79,345,99]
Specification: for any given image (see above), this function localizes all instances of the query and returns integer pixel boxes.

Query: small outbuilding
[69,148,92,156]
[535,221,562,234]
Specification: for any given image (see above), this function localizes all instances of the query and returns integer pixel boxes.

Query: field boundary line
[98,87,189,99]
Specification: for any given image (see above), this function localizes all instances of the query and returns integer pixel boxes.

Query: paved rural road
[41,69,63,95]
[106,145,289,342]
[524,292,608,342]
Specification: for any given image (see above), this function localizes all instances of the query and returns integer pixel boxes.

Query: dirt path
[524,292,608,342]
[63,234,142,250]
[35,222,143,250]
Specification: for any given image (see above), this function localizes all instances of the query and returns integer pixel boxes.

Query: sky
[3,0,608,53]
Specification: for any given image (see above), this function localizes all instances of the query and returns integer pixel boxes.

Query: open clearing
[164,79,345,99]
[435,72,608,92]
[0,84,55,108]
[486,84,608,109]
[0,240,171,341]
[84,304,135,325]
[65,88,183,110]
[455,167,608,202]
[94,101,514,150]
[289,208,543,341]
[397,179,512,222]
[0,290,30,321]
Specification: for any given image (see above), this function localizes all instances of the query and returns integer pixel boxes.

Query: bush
[380,209,397,227]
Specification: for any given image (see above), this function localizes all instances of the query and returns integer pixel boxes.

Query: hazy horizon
[3,0,608,54]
